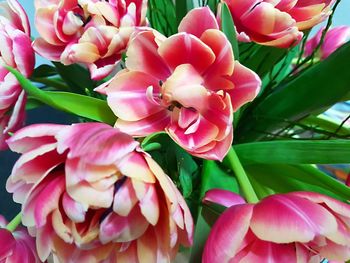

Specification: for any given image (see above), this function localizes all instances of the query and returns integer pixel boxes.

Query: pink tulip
[0,0,35,150]
[222,0,334,48]
[203,189,350,262]
[97,7,261,161]
[305,26,350,60]
[0,215,41,263]
[6,123,193,262]
[33,0,148,80]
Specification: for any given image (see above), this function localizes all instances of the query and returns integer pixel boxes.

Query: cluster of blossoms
[0,0,350,262]
[223,0,335,47]
[33,0,148,80]
[6,123,193,262]
[0,0,34,149]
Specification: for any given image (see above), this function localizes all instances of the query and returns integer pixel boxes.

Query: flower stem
[6,213,22,232]
[226,147,259,203]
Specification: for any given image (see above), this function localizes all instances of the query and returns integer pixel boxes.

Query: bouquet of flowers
[1,0,350,262]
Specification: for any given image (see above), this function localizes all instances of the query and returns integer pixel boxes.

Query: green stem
[6,213,22,232]
[226,147,259,203]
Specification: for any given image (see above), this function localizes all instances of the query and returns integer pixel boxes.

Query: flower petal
[203,189,246,208]
[178,7,219,38]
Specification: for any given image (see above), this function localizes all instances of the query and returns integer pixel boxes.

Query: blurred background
[0,0,350,220]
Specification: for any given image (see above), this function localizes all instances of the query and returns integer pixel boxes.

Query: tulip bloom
[0,0,35,150]
[203,190,350,262]
[6,123,193,262]
[0,215,41,263]
[305,26,350,60]
[33,0,147,80]
[97,7,261,161]
[222,0,335,48]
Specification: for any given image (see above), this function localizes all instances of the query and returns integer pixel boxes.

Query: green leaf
[31,64,57,78]
[245,164,350,201]
[300,115,350,137]
[176,147,198,198]
[189,160,239,263]
[6,66,116,125]
[207,0,220,13]
[241,45,287,78]
[221,3,239,60]
[45,92,116,124]
[234,140,350,165]
[175,0,194,26]
[25,98,43,110]
[148,0,177,36]
[53,62,94,94]
[238,42,350,142]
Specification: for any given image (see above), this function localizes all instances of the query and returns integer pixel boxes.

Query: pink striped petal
[203,189,246,208]
[115,109,170,137]
[126,30,170,80]
[56,123,138,165]
[113,178,138,216]
[65,158,116,208]
[158,33,215,74]
[99,207,149,243]
[250,194,338,243]
[202,204,253,263]
[201,29,235,91]
[227,61,261,111]
[10,29,34,77]
[178,7,219,38]
[106,71,163,121]
[238,239,298,262]
[0,229,15,260]
[7,123,64,153]
[62,192,87,223]
[22,173,65,228]
[117,152,155,183]
[32,38,65,61]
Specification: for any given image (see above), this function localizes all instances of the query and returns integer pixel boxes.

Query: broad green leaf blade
[221,3,239,60]
[6,66,116,125]
[237,42,350,142]
[245,164,350,201]
[234,140,350,165]
[53,62,94,94]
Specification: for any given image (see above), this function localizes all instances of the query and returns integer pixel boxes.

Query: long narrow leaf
[6,66,116,125]
[237,42,350,142]
[221,3,239,59]
[245,164,350,201]
[235,140,350,164]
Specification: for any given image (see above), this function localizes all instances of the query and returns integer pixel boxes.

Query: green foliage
[237,42,350,142]
[53,62,95,95]
[245,164,350,202]
[190,160,239,262]
[6,66,116,125]
[148,0,177,36]
[234,140,350,165]
[31,64,57,78]
[221,3,239,60]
